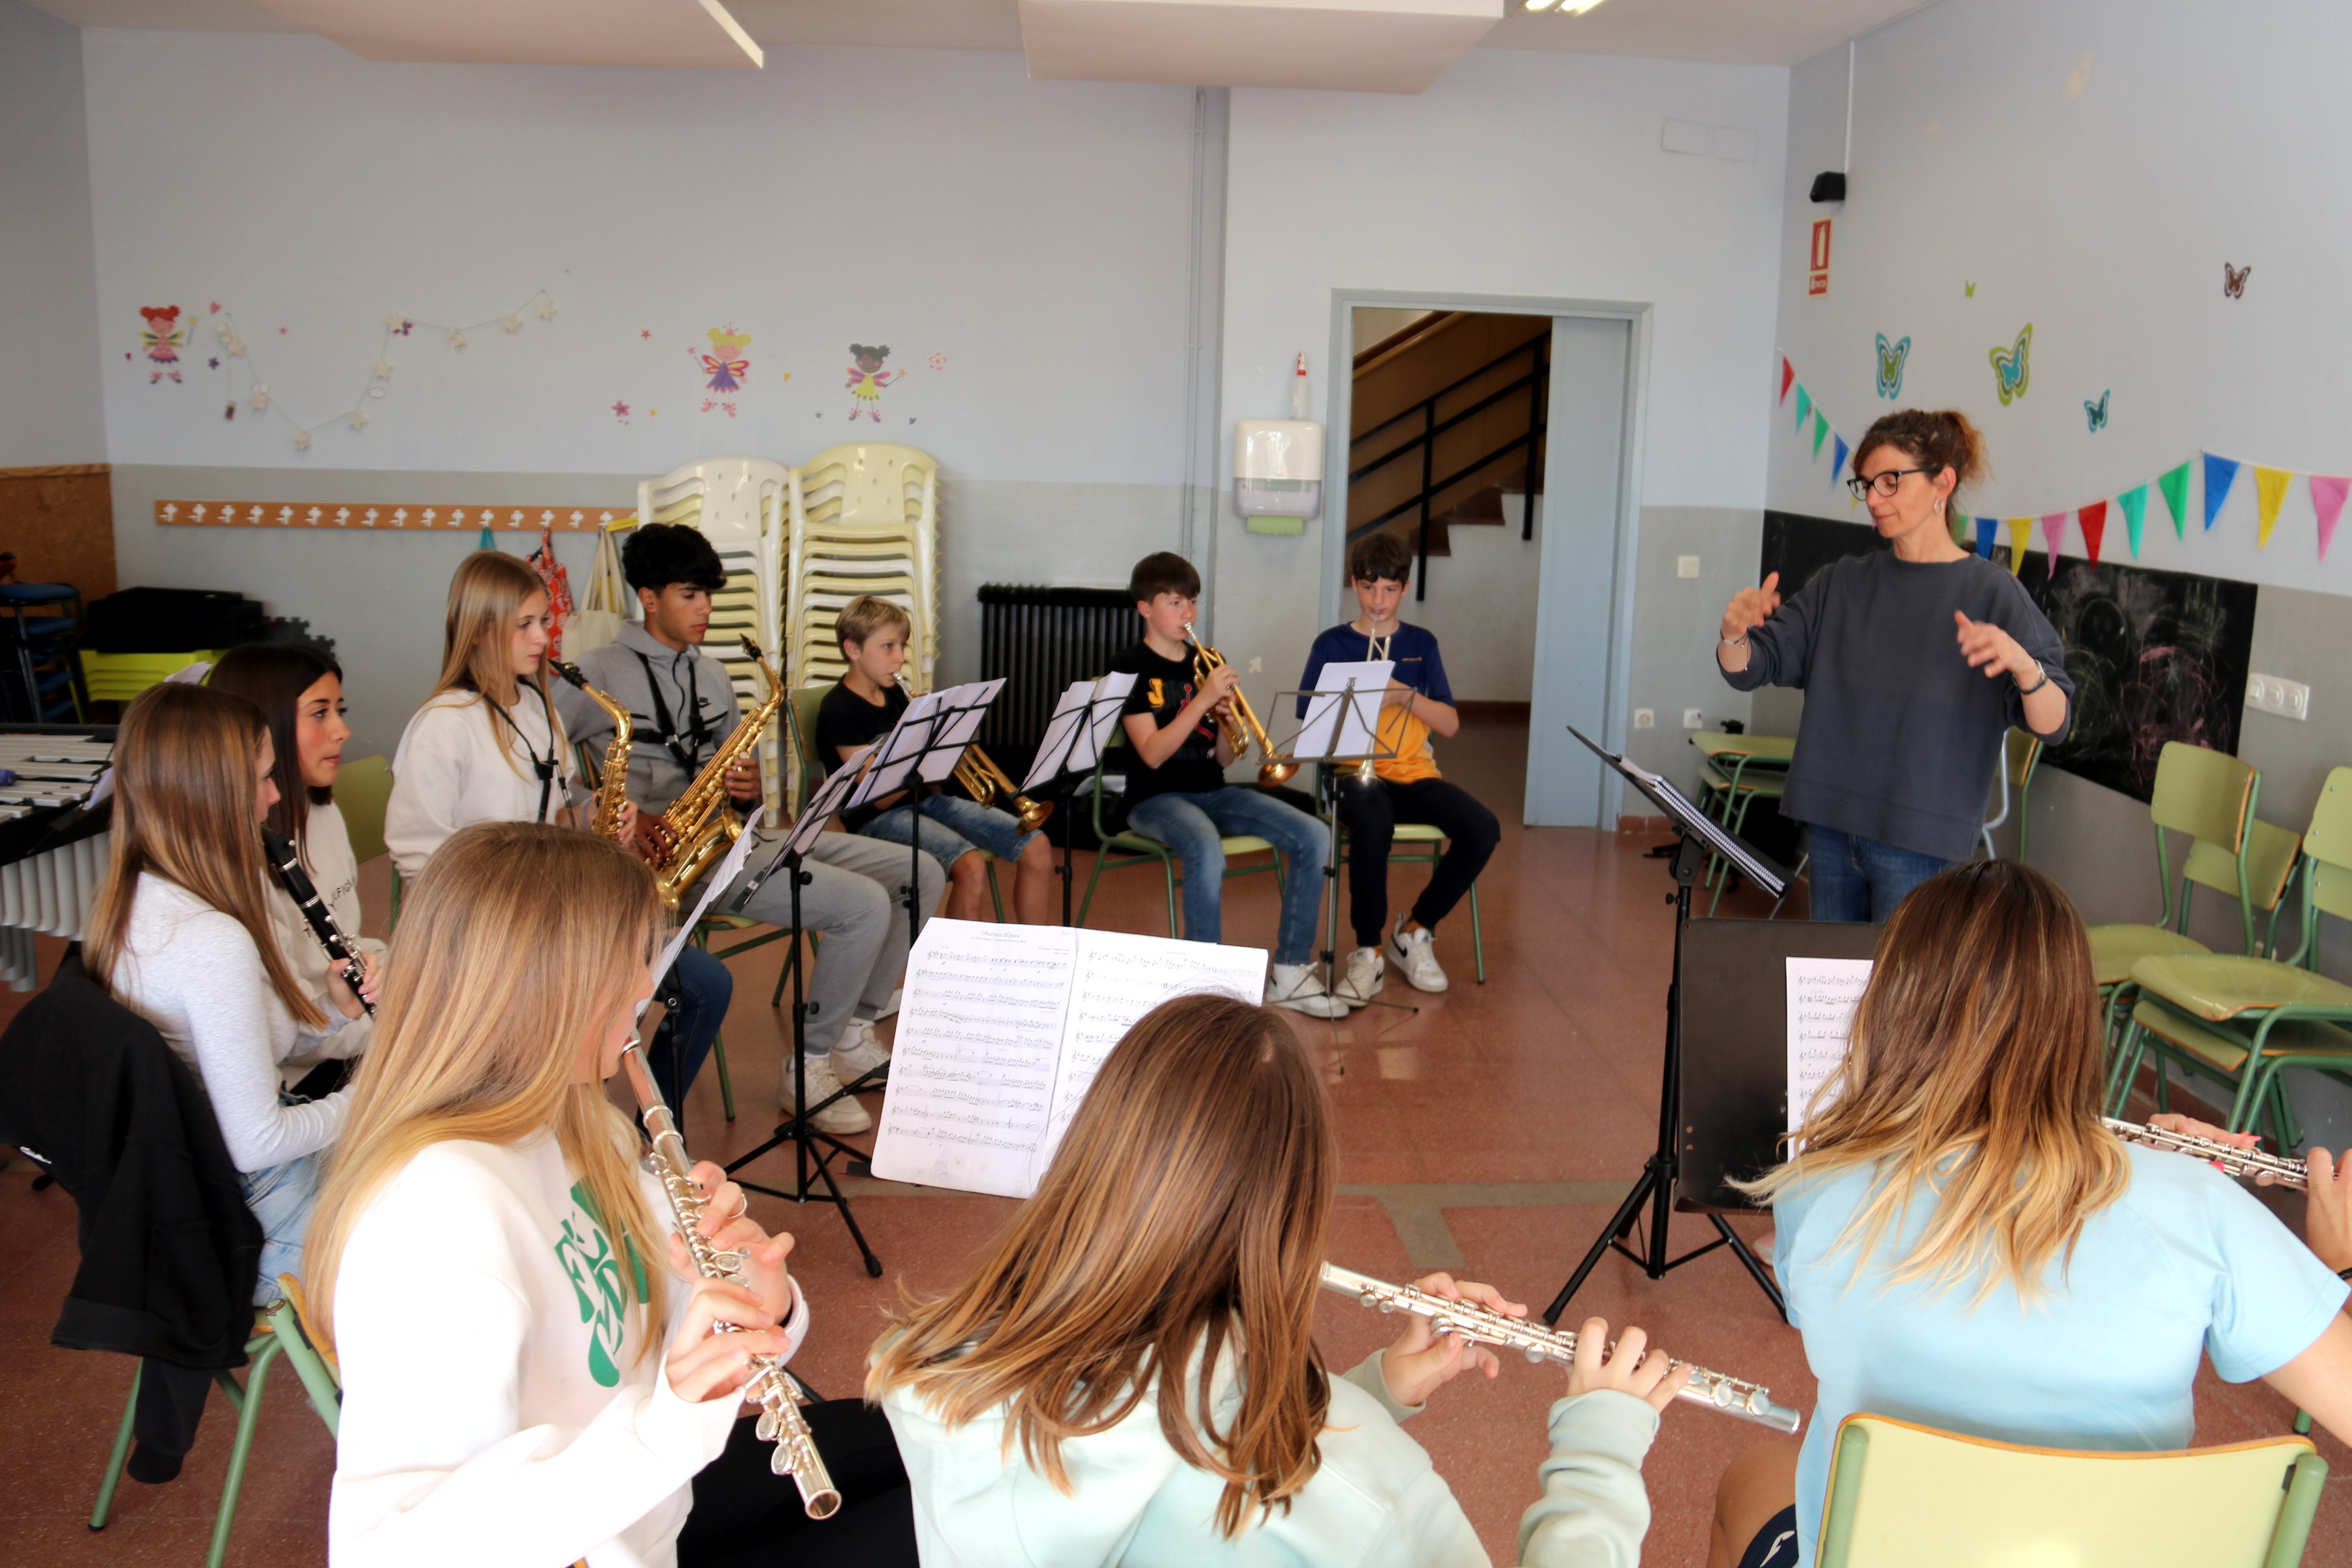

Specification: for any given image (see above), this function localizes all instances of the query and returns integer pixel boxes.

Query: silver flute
[1320,1262,1802,1434]
[620,1039,842,1518]
[2104,1117,2309,1190]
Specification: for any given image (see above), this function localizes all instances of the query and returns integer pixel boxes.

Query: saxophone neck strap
[630,648,712,777]
[488,683,560,821]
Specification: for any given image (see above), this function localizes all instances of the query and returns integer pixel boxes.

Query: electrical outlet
[1677,555,1701,579]
[1683,709,1704,729]
[1633,708,1656,729]
[2246,673,2310,721]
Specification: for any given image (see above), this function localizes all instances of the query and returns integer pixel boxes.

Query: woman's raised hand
[1564,1317,1695,1414]
[1379,1271,1521,1407]
[1954,612,2034,679]
[1721,573,1781,642]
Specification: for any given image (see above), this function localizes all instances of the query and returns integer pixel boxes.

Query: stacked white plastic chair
[785,444,940,695]
[635,458,792,824]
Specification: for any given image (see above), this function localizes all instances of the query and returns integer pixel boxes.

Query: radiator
[977,585,1135,766]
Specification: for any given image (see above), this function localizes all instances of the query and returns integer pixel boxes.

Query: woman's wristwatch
[2016,662,2051,696]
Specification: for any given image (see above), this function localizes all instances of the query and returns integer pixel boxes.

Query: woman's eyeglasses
[1845,466,1936,500]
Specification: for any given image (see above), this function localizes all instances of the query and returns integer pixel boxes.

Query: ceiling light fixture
[1523,0,1560,10]
[1561,0,1607,11]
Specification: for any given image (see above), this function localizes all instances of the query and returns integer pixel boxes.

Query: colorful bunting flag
[2253,465,2292,548]
[2117,484,2148,558]
[2078,501,2106,567]
[2202,453,2240,531]
[1795,386,1811,432]
[2312,475,2349,562]
[1831,433,1849,481]
[2005,518,2032,575]
[1974,516,1997,559]
[1780,357,1794,404]
[2040,511,2068,570]
[2156,461,2192,538]
[1811,410,1830,457]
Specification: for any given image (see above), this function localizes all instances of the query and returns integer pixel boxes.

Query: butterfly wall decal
[2223,263,2251,298]
[1988,324,2032,406]
[1875,333,1910,399]
[2084,390,2109,432]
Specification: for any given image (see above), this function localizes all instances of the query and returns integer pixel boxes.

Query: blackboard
[1677,917,1883,1212]
[1758,511,2258,804]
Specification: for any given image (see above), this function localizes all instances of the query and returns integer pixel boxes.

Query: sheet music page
[643,829,760,1012]
[871,921,1080,1197]
[917,679,1005,783]
[1292,660,1393,760]
[1084,673,1139,756]
[1787,957,1872,1134]
[1029,929,1268,1189]
[1019,680,1097,793]
[852,691,941,805]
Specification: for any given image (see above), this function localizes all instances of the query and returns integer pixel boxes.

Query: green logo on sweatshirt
[553,1183,629,1388]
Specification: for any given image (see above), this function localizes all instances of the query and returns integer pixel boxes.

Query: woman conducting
[871,993,1698,1566]
[1716,410,2072,920]
[1710,862,2352,1568]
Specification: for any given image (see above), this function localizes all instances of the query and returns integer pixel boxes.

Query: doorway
[1323,292,1649,829]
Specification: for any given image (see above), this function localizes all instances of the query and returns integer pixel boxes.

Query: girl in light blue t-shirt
[1711,862,2352,1568]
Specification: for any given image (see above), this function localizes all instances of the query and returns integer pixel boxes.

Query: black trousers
[1335,775,1500,949]
[677,1399,916,1568]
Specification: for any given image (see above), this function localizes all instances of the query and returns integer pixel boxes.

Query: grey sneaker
[1335,946,1385,1006]
[788,1054,873,1135]
[1268,961,1350,1019]
[1386,924,1449,993]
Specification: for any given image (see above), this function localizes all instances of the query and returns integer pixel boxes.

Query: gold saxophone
[550,661,634,841]
[639,636,789,912]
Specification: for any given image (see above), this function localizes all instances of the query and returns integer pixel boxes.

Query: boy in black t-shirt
[1110,552,1345,1017]
[815,594,1058,924]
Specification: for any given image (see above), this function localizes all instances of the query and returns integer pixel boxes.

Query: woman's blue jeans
[1124,786,1328,964]
[1806,825,1953,923]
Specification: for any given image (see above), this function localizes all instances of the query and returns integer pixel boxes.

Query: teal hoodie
[879,1344,1659,1567]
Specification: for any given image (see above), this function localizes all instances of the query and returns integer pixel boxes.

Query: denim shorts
[241,1147,325,1305]
[862,792,1039,871]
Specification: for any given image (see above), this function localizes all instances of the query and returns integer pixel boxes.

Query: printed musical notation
[1785,957,1872,1136]
[869,919,1266,1199]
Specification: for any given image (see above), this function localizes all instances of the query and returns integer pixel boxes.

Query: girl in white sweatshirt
[868,994,1691,1568]
[210,641,384,1087]
[307,821,913,1568]
[86,681,374,1300]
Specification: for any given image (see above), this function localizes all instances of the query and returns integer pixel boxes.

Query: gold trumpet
[1183,622,1297,787]
[893,675,1053,832]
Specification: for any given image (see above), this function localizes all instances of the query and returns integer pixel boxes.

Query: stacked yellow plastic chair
[1815,1412,2326,1568]
[784,443,940,701]
[2114,767,2352,1142]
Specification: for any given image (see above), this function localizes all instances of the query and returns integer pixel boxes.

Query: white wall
[0,0,104,466]
[1406,502,1540,704]
[1212,48,1791,709]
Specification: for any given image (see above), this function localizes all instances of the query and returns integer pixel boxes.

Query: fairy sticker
[846,344,903,422]
[139,306,187,384]
[698,327,751,416]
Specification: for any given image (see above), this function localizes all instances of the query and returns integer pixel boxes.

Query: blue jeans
[241,1147,326,1305]
[1125,787,1329,964]
[863,792,1041,871]
[651,944,733,1109]
[1806,825,1953,923]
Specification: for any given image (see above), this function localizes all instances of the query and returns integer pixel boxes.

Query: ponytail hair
[1853,409,1988,520]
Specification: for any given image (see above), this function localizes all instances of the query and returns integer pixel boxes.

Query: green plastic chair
[1816,1412,2326,1568]
[1979,728,2044,863]
[2111,768,2352,1144]
[2087,742,2263,1050]
[90,1288,341,1568]
[332,754,393,867]
[1318,767,1485,984]
[1075,731,1284,937]
[1695,744,1790,918]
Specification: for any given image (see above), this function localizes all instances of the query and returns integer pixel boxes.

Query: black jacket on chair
[0,951,261,1369]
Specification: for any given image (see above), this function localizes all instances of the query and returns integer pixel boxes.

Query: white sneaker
[1268,961,1350,1019]
[1386,924,1449,993]
[1334,946,1385,1006]
[832,1019,892,1085]
[787,1054,873,1135]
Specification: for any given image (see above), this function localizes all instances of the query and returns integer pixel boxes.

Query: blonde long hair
[303,821,666,1354]
[1738,861,2128,1302]
[85,682,325,1029]
[432,551,563,774]
[868,995,1332,1537]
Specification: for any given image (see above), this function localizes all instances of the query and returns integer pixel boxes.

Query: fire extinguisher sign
[1807,219,1832,297]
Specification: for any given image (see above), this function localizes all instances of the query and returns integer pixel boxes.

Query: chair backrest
[1817,1413,2326,1568]
[2300,767,2352,931]
[2005,727,2042,789]
[332,755,394,865]
[2149,742,2258,850]
[786,443,939,694]
[787,685,830,815]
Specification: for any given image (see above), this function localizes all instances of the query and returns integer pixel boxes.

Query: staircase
[1349,312,1549,597]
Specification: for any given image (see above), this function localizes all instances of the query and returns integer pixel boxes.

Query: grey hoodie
[552,623,741,818]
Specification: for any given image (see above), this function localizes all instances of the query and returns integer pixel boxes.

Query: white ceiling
[25,0,1935,70]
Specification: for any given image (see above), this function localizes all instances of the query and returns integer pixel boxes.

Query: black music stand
[1271,668,1408,1014]
[720,758,885,1277]
[1016,673,1137,927]
[850,678,1006,952]
[1539,726,1791,1326]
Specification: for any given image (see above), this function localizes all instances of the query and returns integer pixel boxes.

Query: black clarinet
[261,826,373,1016]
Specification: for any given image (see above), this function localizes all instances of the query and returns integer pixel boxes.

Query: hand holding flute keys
[661,1159,802,1404]
[2149,1114,2352,1275]
[1375,1271,1696,1414]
